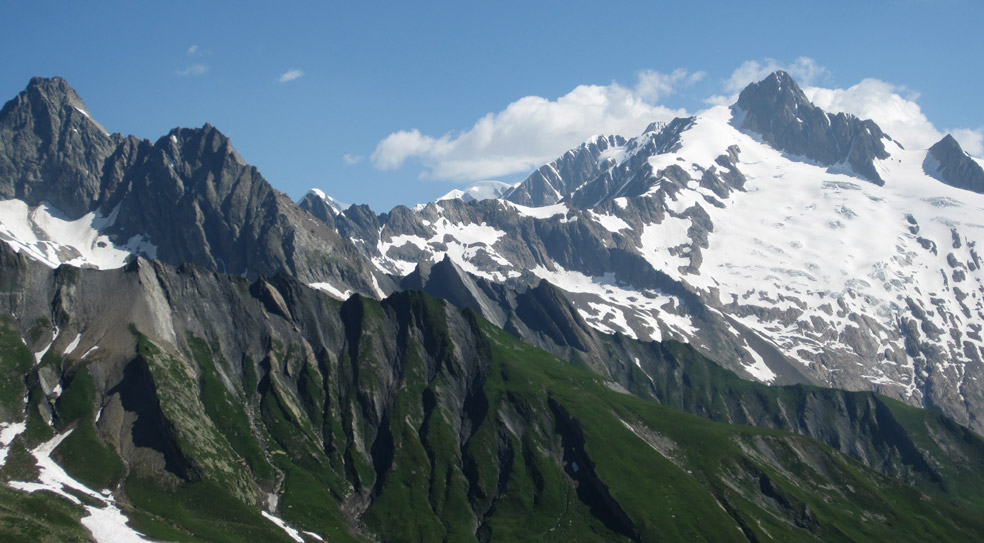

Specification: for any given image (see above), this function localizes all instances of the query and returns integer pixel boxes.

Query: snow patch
[63,333,82,356]
[0,421,26,467]
[590,211,631,233]
[262,511,305,543]
[8,430,151,542]
[0,200,156,269]
[502,201,569,219]
[741,343,777,384]
[309,282,353,301]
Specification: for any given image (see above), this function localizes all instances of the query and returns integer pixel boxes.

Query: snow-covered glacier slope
[611,105,984,412]
[325,84,984,430]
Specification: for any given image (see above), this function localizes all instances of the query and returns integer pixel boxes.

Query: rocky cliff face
[0,77,382,297]
[732,70,891,184]
[502,134,627,206]
[0,77,118,217]
[2,242,984,541]
[925,133,984,193]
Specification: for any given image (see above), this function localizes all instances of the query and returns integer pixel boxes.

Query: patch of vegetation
[0,486,90,543]
[474,320,984,542]
[125,475,294,543]
[130,327,256,502]
[274,461,361,543]
[0,441,38,483]
[188,334,277,483]
[27,316,50,345]
[52,367,125,490]
[0,318,33,418]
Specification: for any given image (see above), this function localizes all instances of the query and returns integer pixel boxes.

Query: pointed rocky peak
[924,134,984,194]
[400,255,509,327]
[643,121,667,134]
[298,189,350,227]
[159,123,246,166]
[2,76,111,137]
[24,76,90,114]
[0,76,115,216]
[437,180,514,203]
[734,70,810,119]
[733,71,890,185]
[503,133,627,207]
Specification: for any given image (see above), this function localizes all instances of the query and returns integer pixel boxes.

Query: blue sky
[2,0,982,211]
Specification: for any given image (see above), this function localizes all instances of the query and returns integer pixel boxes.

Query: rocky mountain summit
[0,77,382,295]
[732,70,891,184]
[925,133,984,193]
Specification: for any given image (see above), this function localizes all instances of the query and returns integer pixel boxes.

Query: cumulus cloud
[706,57,831,106]
[176,63,208,77]
[278,69,304,83]
[803,79,942,150]
[342,153,364,165]
[371,70,696,181]
[634,68,705,103]
[725,56,830,93]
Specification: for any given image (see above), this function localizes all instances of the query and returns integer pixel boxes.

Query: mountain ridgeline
[0,74,983,542]
[0,76,384,293]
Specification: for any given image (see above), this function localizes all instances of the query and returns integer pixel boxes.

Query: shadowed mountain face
[0,77,117,217]
[732,70,891,184]
[0,77,383,294]
[924,133,984,193]
[2,242,984,542]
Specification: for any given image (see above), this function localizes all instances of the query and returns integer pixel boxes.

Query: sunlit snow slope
[330,80,984,429]
[0,200,157,269]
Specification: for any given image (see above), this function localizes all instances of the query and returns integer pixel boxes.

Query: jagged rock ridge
[924,133,984,193]
[0,77,383,296]
[732,70,891,184]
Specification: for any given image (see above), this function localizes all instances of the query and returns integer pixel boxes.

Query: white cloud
[176,63,208,77]
[278,69,304,83]
[371,71,693,181]
[186,44,200,56]
[805,79,942,151]
[725,56,830,93]
[342,153,364,165]
[634,68,705,103]
[706,57,831,106]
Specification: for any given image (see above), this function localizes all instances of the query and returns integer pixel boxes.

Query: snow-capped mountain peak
[437,180,516,203]
[305,188,351,214]
[318,72,984,432]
